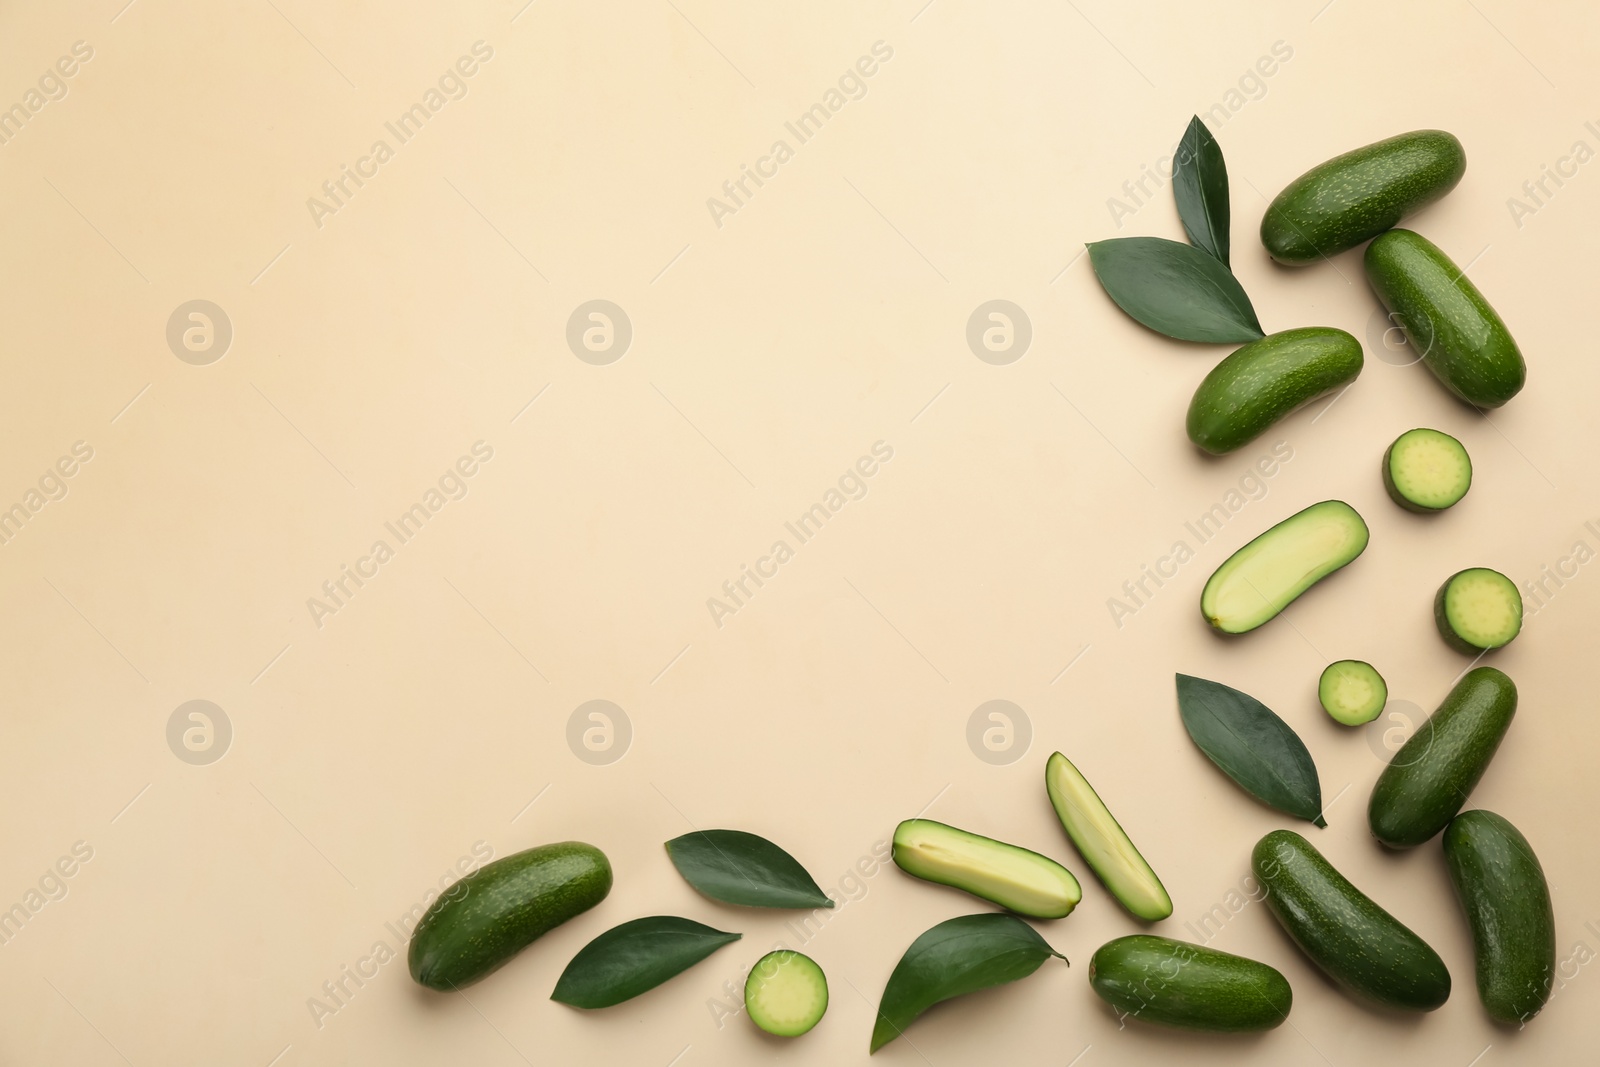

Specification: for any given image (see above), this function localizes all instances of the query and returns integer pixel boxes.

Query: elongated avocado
[1200,500,1370,634]
[1252,829,1450,1011]
[1366,229,1526,407]
[1369,666,1517,849]
[1444,810,1556,1024]
[409,842,612,990]
[1261,130,1465,263]
[892,819,1081,919]
[1045,752,1171,920]
[1089,935,1291,1031]
[1186,327,1363,454]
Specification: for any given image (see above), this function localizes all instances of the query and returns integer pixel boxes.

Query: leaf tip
[1312,814,1329,829]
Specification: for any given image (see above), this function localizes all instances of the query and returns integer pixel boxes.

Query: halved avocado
[891,819,1081,919]
[1201,500,1370,634]
[1045,752,1172,920]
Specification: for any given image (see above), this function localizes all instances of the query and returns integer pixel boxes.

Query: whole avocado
[1261,130,1465,264]
[1366,229,1526,407]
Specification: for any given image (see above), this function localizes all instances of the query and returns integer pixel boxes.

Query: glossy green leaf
[1176,674,1326,827]
[1088,237,1263,343]
[551,916,740,1009]
[870,913,1065,1053]
[666,829,833,909]
[1173,115,1231,264]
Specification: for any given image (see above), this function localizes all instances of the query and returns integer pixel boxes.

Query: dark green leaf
[551,916,740,1009]
[870,913,1065,1053]
[665,829,833,909]
[1176,674,1326,827]
[1173,115,1231,265]
[1088,237,1263,343]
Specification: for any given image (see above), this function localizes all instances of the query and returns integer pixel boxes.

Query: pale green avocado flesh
[1201,500,1370,634]
[1318,660,1387,726]
[892,819,1081,919]
[1384,428,1471,511]
[745,950,828,1037]
[1435,568,1522,652]
[1045,752,1172,920]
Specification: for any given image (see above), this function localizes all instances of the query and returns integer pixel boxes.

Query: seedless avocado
[892,819,1081,919]
[1201,500,1370,633]
[1089,935,1292,1031]
[1366,229,1526,407]
[1186,327,1363,454]
[1261,130,1466,264]
[1318,660,1387,726]
[1444,810,1556,1024]
[745,950,829,1037]
[1045,752,1171,920]
[1252,829,1450,1011]
[409,842,612,990]
[1369,666,1517,849]
[1435,568,1523,652]
[1384,428,1472,511]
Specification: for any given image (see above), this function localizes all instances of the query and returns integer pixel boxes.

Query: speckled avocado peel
[409,841,612,990]
[1186,326,1363,454]
[1252,829,1451,1011]
[1261,130,1466,264]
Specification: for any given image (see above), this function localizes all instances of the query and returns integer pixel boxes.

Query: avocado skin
[1366,228,1526,408]
[1261,129,1465,264]
[1186,327,1362,455]
[1368,667,1517,849]
[1089,935,1291,1032]
[1252,829,1450,1011]
[1443,810,1557,1025]
[408,842,612,990]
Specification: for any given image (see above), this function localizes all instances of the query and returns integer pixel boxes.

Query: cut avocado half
[1201,500,1370,634]
[891,819,1081,919]
[1384,428,1472,512]
[1045,752,1172,920]
[1318,660,1387,726]
[1435,568,1522,653]
[744,950,827,1037]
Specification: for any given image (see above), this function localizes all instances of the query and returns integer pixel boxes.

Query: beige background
[2,0,1597,1064]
